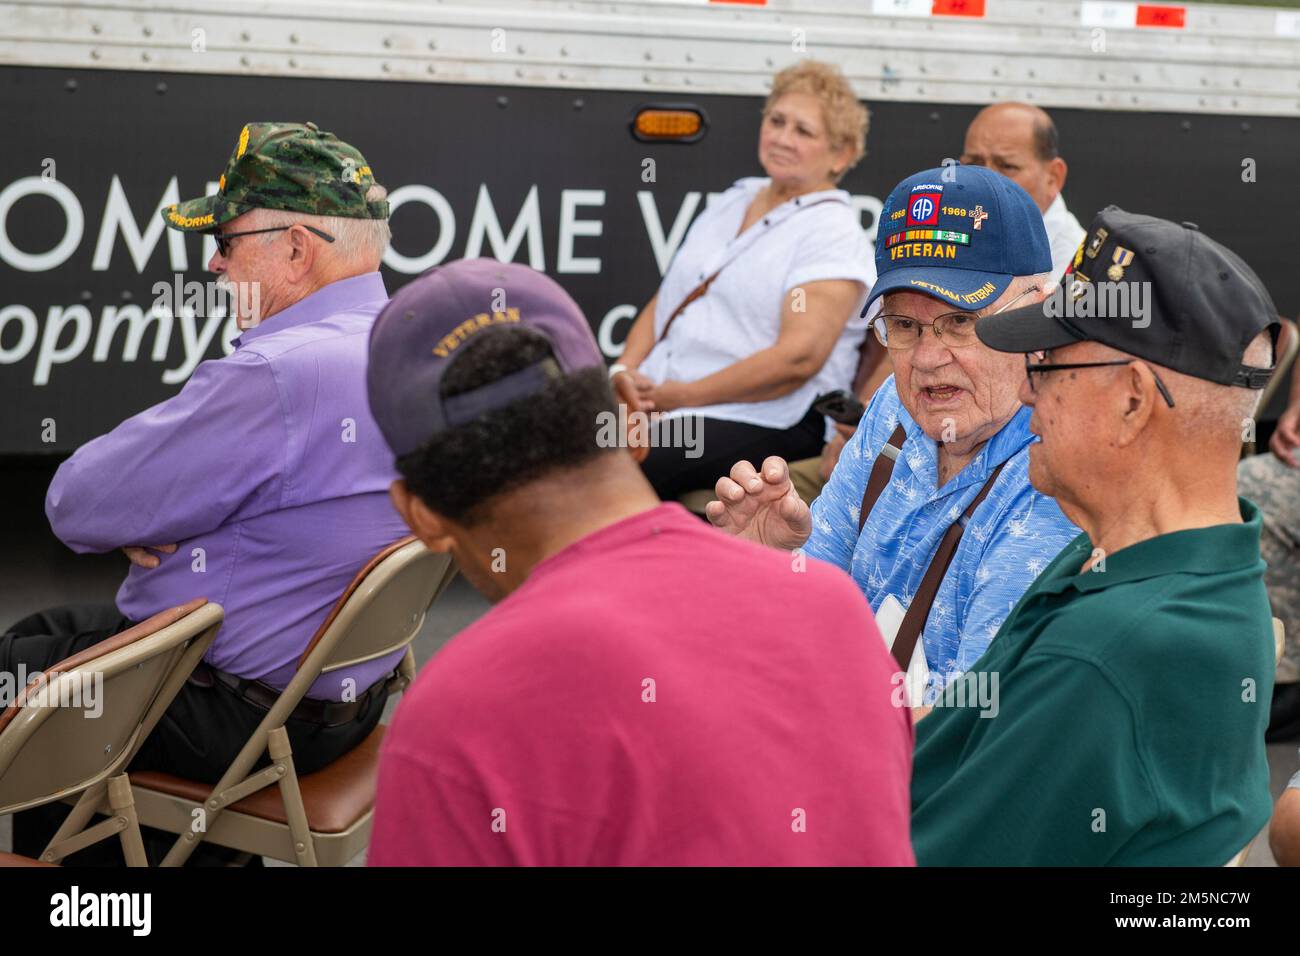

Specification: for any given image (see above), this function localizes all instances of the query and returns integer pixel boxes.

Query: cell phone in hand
[812,389,866,427]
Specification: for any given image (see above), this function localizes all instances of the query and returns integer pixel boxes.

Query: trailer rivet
[1182,120,1192,130]
[1240,122,1250,133]
[496,95,509,108]
[573,98,585,110]
[427,64,436,74]
[560,47,569,57]
[142,27,153,38]
[517,45,526,54]
[644,51,653,61]
[80,290,92,302]
[428,40,437,50]
[156,82,167,95]
[65,78,78,91]
[91,24,102,34]
[289,58,298,68]
[90,50,100,60]
[929,112,939,122]
[241,31,251,42]
[290,33,300,44]
[383,38,393,48]
[121,290,133,302]
[241,55,251,67]
[558,70,567,80]
[141,52,151,62]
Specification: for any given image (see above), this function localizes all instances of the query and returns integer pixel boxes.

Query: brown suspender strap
[855,425,1008,669]
[889,460,1006,670]
[858,425,907,532]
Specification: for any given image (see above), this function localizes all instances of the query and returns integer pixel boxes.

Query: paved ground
[1,459,1294,866]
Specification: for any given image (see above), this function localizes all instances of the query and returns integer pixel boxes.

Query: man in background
[961,102,1086,283]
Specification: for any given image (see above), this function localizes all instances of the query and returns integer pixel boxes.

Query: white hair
[253,183,390,266]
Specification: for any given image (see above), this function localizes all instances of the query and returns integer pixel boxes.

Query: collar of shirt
[894,401,1036,500]
[700,177,851,266]
[233,271,389,348]
[1032,497,1263,596]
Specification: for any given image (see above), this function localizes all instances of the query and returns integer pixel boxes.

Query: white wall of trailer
[1,0,1298,116]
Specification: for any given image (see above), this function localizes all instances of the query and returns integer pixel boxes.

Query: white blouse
[639,177,875,431]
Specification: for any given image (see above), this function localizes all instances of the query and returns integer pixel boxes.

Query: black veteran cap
[977,206,1279,389]
[161,122,389,233]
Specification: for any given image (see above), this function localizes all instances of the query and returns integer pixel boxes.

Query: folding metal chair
[128,537,456,866]
[1244,317,1298,457]
[0,598,222,865]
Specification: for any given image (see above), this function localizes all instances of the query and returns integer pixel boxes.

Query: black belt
[191,661,389,727]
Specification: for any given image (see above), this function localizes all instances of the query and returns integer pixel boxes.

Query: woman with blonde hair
[618,59,876,499]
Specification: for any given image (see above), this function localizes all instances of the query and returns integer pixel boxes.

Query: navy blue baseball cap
[864,164,1051,314]
[367,258,605,458]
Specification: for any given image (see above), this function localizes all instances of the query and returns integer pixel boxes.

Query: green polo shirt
[911,498,1275,866]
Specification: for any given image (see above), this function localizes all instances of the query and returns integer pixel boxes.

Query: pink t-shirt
[369,503,914,866]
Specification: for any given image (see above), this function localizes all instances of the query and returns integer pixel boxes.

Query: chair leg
[107,774,149,867]
[268,727,318,866]
[42,780,108,860]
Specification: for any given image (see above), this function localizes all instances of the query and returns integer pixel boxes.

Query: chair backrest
[1260,317,1299,416]
[239,537,454,730]
[0,599,222,814]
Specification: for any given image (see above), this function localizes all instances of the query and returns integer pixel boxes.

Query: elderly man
[961,102,1086,282]
[708,165,1079,695]
[4,122,406,858]
[911,208,1278,865]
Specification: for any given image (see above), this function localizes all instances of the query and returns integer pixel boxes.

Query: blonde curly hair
[764,60,869,183]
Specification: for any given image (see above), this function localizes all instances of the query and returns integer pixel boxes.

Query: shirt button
[763,218,771,226]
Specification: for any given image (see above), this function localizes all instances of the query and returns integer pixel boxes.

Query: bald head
[961,102,1067,212]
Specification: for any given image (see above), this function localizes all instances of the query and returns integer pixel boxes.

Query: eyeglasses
[870,285,1040,351]
[1024,351,1176,408]
[213,224,335,258]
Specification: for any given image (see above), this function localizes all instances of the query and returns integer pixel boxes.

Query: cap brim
[862,266,1014,316]
[160,193,247,233]
[975,299,1089,354]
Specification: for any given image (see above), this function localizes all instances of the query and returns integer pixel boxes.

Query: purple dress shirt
[46,272,411,700]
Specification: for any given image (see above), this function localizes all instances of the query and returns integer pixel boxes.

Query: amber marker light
[630,106,709,143]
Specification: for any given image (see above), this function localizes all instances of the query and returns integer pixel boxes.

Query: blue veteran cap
[864,164,1052,314]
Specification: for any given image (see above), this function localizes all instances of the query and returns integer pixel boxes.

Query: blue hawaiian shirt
[805,376,1081,682]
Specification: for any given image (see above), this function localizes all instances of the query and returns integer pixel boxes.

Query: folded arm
[46,352,286,553]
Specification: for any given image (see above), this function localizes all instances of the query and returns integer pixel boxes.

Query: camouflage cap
[161,121,389,233]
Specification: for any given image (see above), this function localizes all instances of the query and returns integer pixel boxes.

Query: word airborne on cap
[864,163,1052,314]
[161,122,389,233]
[367,259,605,458]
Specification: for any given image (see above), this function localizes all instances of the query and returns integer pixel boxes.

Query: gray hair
[1168,330,1274,441]
[253,183,390,266]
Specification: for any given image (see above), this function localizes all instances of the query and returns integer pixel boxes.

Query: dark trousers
[640,407,827,501]
[2,603,386,864]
